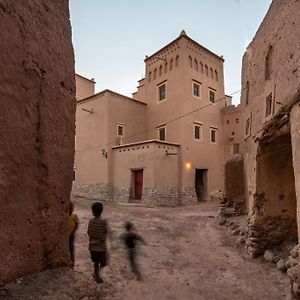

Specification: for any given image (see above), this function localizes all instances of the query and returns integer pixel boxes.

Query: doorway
[195,169,207,201]
[132,169,143,200]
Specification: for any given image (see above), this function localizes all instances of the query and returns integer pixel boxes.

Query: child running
[122,221,145,280]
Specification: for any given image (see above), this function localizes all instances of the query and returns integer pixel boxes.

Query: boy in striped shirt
[87,201,108,283]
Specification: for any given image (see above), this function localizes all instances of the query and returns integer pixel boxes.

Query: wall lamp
[101,149,107,158]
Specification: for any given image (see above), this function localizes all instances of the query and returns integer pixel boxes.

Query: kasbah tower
[74,30,241,206]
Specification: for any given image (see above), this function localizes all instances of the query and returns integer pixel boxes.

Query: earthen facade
[240,0,300,293]
[74,31,241,206]
[0,1,75,282]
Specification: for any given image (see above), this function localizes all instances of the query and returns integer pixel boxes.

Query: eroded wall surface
[0,1,75,281]
[240,0,300,258]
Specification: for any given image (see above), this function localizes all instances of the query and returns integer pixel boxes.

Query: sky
[69,0,272,105]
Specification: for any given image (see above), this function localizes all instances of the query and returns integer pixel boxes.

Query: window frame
[192,80,201,98]
[117,123,125,137]
[193,122,203,141]
[265,93,273,117]
[233,143,240,154]
[158,126,166,141]
[210,127,217,143]
[157,81,167,102]
[208,88,216,103]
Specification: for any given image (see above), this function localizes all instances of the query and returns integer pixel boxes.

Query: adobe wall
[240,0,300,265]
[0,1,75,282]
[112,141,181,206]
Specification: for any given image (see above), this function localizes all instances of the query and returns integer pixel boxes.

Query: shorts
[90,251,107,267]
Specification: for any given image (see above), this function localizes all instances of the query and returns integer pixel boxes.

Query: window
[170,59,173,70]
[148,72,152,82]
[158,126,166,141]
[175,55,179,67]
[164,62,168,73]
[235,118,239,124]
[194,123,202,140]
[189,56,193,68]
[215,70,218,81]
[245,118,251,136]
[193,81,201,98]
[210,128,217,143]
[245,81,250,105]
[117,124,124,136]
[265,44,273,80]
[210,67,213,78]
[159,65,163,76]
[205,65,208,76]
[200,62,204,73]
[158,83,166,101]
[209,89,216,103]
[233,143,240,154]
[194,59,198,71]
[265,93,272,117]
[154,68,157,79]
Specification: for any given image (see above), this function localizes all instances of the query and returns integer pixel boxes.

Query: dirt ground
[3,197,291,299]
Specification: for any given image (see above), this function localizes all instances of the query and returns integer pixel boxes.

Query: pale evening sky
[69,0,272,105]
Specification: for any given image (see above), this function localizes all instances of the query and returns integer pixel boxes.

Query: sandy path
[73,197,290,300]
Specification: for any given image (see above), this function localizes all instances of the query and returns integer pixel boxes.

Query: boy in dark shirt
[122,221,145,280]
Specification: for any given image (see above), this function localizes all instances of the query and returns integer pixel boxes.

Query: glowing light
[185,162,192,170]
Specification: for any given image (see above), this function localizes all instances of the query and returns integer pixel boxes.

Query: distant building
[74,31,240,206]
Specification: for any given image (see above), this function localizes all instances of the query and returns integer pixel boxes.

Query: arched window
[210,67,213,78]
[189,56,193,68]
[175,55,179,67]
[194,59,198,71]
[200,62,204,73]
[154,68,157,79]
[164,62,168,73]
[215,70,218,81]
[159,65,163,76]
[170,59,173,70]
[148,71,152,82]
[205,65,208,76]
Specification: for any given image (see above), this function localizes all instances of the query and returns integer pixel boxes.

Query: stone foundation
[141,186,180,206]
[181,187,198,205]
[72,183,113,200]
[246,214,297,258]
[113,186,132,203]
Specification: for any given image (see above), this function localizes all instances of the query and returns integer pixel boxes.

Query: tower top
[180,30,187,36]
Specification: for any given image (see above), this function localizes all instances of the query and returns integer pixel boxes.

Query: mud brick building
[74,31,241,205]
[240,0,300,263]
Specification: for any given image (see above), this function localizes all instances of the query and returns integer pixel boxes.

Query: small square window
[194,124,202,140]
[226,120,230,125]
[210,128,217,143]
[158,127,166,141]
[209,90,216,103]
[158,83,166,101]
[236,118,239,124]
[193,82,201,98]
[117,124,124,136]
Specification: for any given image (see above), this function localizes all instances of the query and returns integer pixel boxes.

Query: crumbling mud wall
[0,1,75,282]
[224,154,245,213]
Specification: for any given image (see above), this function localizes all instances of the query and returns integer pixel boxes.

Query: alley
[73,198,290,300]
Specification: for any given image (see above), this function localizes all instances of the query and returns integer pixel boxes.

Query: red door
[134,169,143,200]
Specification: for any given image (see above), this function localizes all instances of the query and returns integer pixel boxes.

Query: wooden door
[134,169,143,200]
